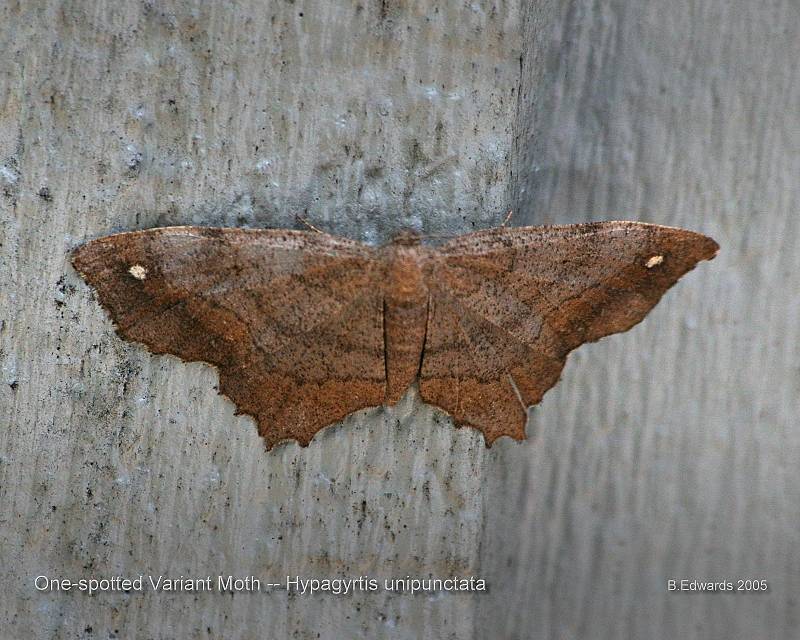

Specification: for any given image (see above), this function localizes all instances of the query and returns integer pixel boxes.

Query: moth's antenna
[415,210,514,241]
[295,215,326,234]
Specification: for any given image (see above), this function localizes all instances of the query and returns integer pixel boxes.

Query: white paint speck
[3,359,18,385]
[383,616,397,628]
[255,157,273,173]
[315,472,334,487]
[407,214,424,232]
[129,104,148,120]
[204,466,221,485]
[423,85,440,100]
[128,264,147,280]
[362,227,379,246]
[0,165,19,185]
[124,144,143,169]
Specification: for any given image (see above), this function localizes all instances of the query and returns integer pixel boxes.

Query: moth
[72,222,718,449]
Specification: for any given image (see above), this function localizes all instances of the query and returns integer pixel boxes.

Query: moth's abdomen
[383,248,429,405]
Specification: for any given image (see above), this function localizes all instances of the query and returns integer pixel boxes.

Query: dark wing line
[447,303,529,414]
[199,245,377,299]
[261,288,385,374]
[116,268,385,382]
[200,265,382,359]
[138,229,379,344]
[115,266,380,355]
[423,283,550,421]
[427,281,554,363]
[433,240,654,351]
[427,261,567,358]
[447,257,637,350]
[84,229,382,361]
[419,286,535,443]
[434,224,713,353]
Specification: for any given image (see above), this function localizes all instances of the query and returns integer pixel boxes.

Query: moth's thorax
[388,229,423,246]
[382,243,429,300]
[382,242,430,405]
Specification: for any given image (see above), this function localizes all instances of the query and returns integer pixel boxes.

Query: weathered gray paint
[1,1,797,639]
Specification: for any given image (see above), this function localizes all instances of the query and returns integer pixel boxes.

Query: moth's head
[389,229,422,246]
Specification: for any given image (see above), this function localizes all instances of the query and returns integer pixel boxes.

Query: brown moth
[71,222,718,449]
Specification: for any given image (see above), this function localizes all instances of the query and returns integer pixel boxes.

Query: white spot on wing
[128,264,147,280]
[646,255,664,269]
